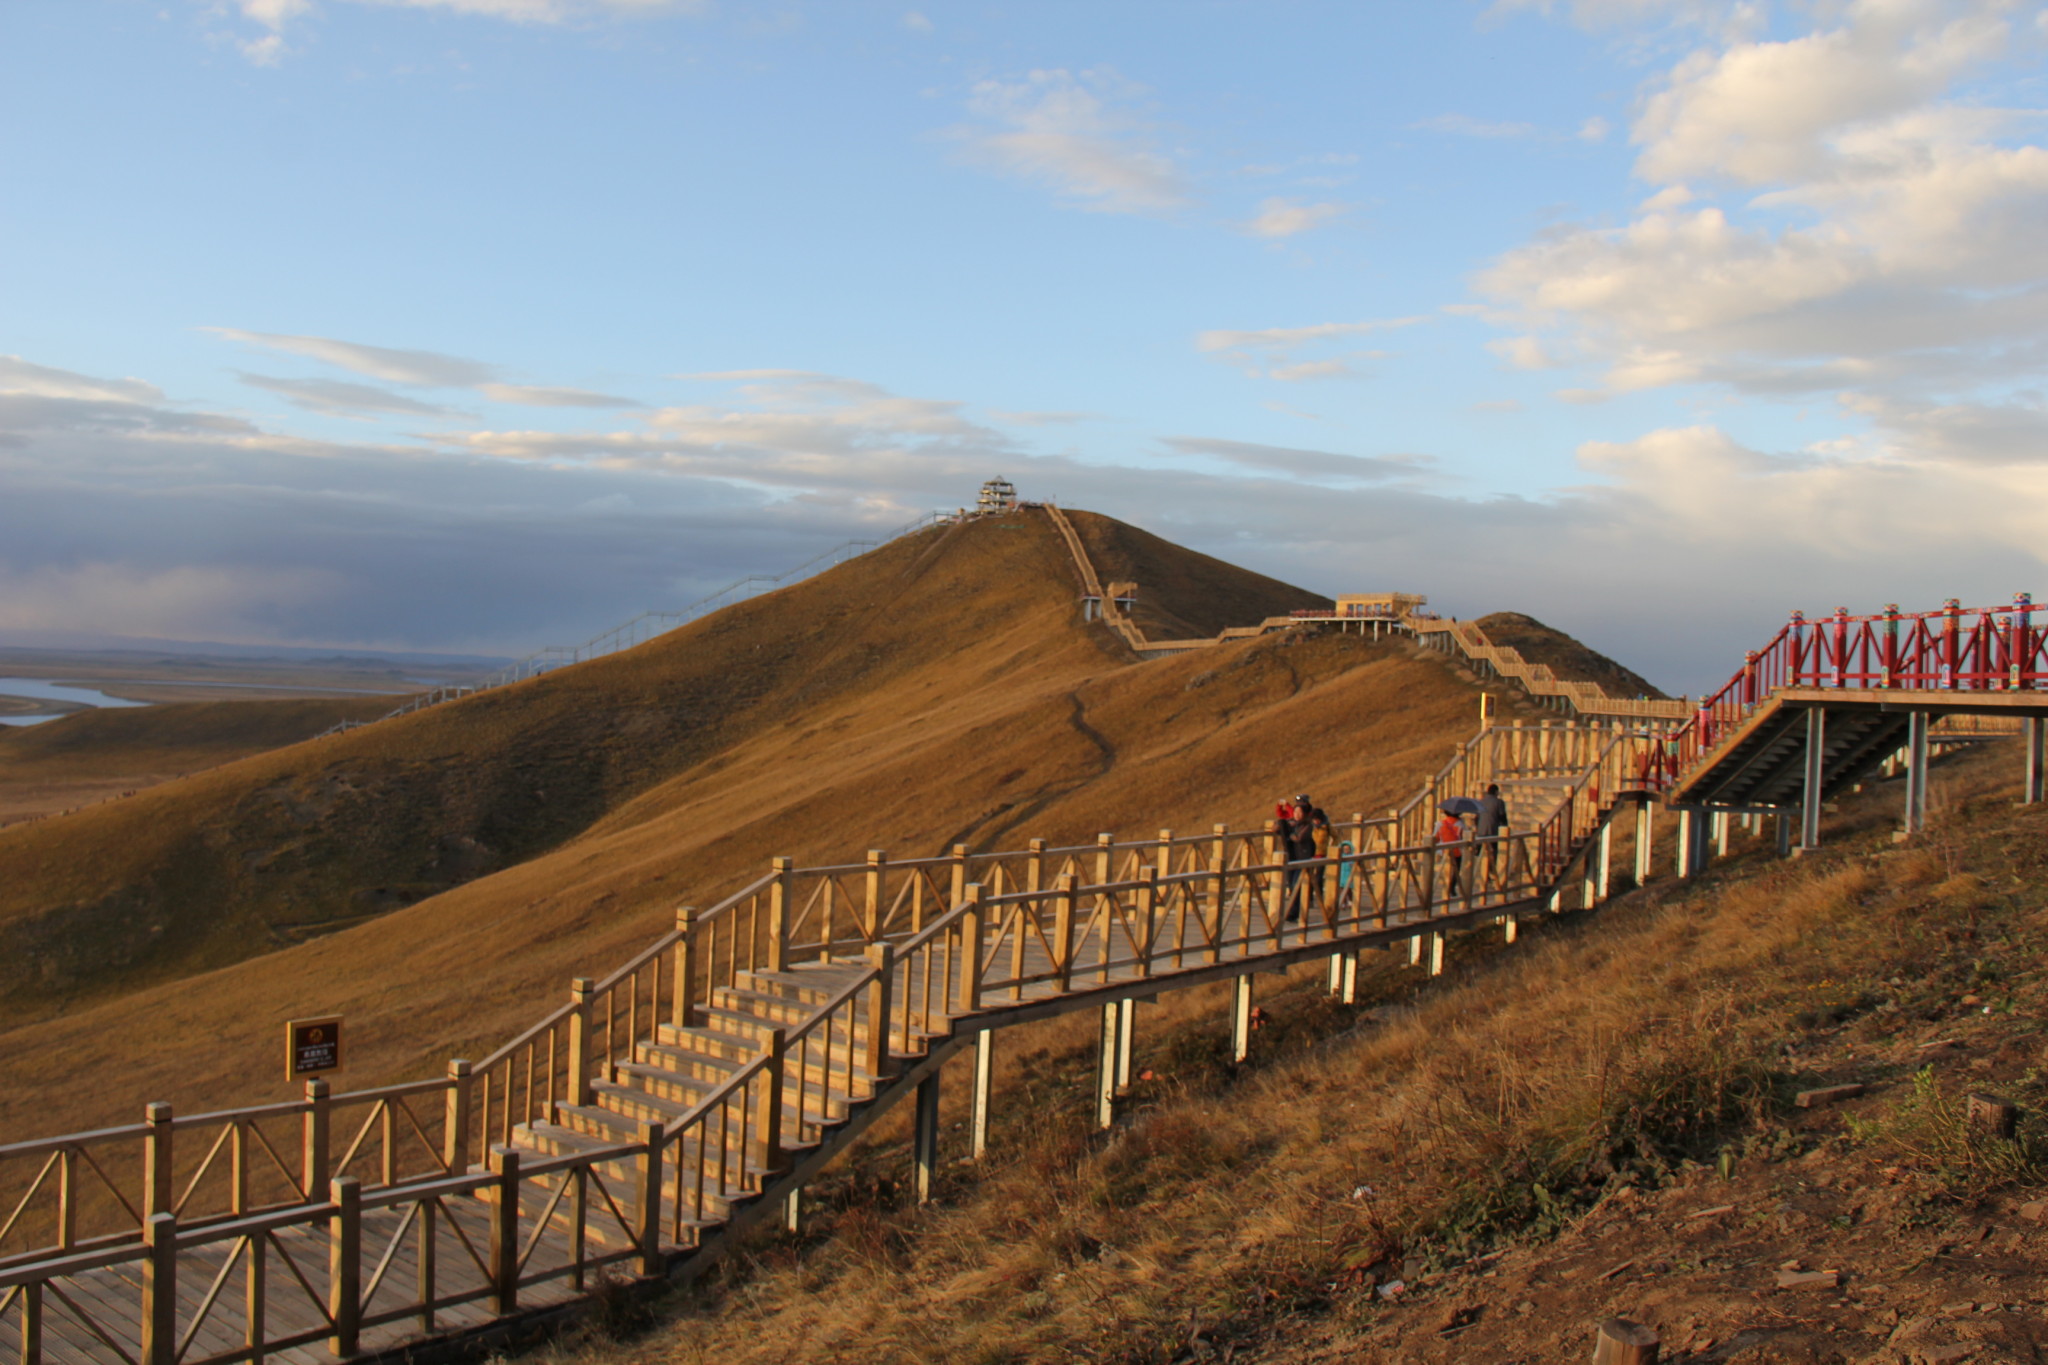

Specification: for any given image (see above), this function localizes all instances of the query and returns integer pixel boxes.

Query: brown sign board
[286,1016,344,1080]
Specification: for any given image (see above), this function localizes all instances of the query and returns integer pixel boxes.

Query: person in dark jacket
[1475,783,1510,886]
[1282,793,1327,922]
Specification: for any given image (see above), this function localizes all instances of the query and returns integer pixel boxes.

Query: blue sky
[4,0,2046,691]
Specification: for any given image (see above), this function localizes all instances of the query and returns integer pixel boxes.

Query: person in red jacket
[1436,809,1469,899]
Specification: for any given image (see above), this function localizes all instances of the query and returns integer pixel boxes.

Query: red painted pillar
[1881,604,1900,689]
[1942,598,1961,690]
[2017,593,2037,691]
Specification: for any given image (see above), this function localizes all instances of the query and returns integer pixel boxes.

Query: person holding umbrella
[1437,797,1480,901]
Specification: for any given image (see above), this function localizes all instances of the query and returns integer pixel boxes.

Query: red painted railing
[1639,595,2044,790]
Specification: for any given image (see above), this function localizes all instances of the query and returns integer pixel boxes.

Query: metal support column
[1776,811,1793,857]
[1230,975,1254,1064]
[1339,950,1359,1003]
[784,1189,802,1235]
[1407,933,1423,964]
[970,1029,995,1161]
[1428,931,1447,977]
[2026,717,2045,805]
[913,1071,940,1205]
[1904,711,1930,836]
[1801,708,1827,850]
[1676,809,1696,879]
[1714,811,1729,858]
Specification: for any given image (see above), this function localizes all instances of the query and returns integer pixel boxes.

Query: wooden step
[736,964,873,1007]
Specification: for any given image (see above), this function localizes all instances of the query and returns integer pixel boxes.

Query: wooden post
[143,1101,172,1218]
[756,1028,787,1175]
[767,856,794,972]
[1026,837,1046,895]
[488,1146,519,1314]
[443,1059,473,1174]
[864,942,895,1080]
[956,883,985,1015]
[913,1071,940,1204]
[1968,1093,2018,1141]
[672,907,698,1029]
[1053,872,1078,990]
[1134,867,1158,976]
[140,1212,177,1365]
[1230,975,1254,1064]
[302,1080,329,1202]
[635,1120,664,1275]
[864,851,886,942]
[16,1281,40,1363]
[328,1176,361,1356]
[1207,824,1227,964]
[1095,1002,1119,1129]
[971,1030,996,1160]
[951,843,972,914]
[1591,1317,1660,1364]
[567,976,596,1108]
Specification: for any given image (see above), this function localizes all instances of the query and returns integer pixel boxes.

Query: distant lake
[0,678,152,727]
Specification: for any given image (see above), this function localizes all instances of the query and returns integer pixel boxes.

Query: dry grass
[504,741,2048,1365]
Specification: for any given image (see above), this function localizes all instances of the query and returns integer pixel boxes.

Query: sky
[3,0,2046,693]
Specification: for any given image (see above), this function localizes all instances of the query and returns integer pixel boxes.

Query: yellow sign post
[286,1016,344,1080]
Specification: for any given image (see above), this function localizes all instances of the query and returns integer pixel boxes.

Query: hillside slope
[0,507,1574,1141]
[1474,610,1668,701]
[540,733,2048,1365]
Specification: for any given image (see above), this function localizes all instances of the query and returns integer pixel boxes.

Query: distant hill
[0,507,1514,1141]
[1472,611,1668,702]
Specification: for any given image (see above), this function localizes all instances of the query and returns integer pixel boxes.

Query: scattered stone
[2017,1201,2048,1223]
[1776,1269,1841,1290]
[1795,1083,1866,1108]
[1377,1279,1406,1300]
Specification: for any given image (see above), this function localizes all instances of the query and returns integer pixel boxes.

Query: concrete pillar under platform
[914,1071,940,1204]
[1801,708,1827,851]
[1904,711,1931,836]
[971,1029,995,1161]
[2026,717,2044,805]
[1115,998,1136,1092]
[1095,1004,1119,1129]
[1634,802,1654,886]
[1230,976,1254,1064]
[1428,931,1446,977]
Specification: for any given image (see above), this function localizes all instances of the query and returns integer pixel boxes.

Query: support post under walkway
[1801,708,1827,851]
[913,1070,940,1205]
[1904,711,1930,836]
[2025,717,2044,806]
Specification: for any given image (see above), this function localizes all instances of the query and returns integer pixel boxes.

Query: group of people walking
[1272,782,1514,923]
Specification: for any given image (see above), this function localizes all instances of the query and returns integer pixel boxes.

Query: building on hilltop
[976,478,1018,514]
[1331,592,1427,620]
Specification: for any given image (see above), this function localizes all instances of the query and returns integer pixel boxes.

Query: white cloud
[219,0,707,64]
[1487,336,1563,370]
[1243,198,1346,239]
[953,69,1190,215]
[1160,437,1426,484]
[0,356,164,405]
[901,10,933,33]
[477,383,643,408]
[239,373,460,418]
[1479,0,2048,400]
[1196,318,1426,381]
[206,329,497,387]
[1578,116,1612,142]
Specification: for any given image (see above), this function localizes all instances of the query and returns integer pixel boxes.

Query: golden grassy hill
[1474,610,1668,701]
[0,506,1557,1143]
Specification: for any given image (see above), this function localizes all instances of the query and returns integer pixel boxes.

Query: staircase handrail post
[301,1080,330,1202]
[864,851,886,943]
[755,1029,787,1176]
[949,845,970,925]
[1207,824,1228,964]
[671,908,699,1030]
[443,1059,473,1174]
[1053,873,1079,989]
[487,1145,519,1314]
[767,857,794,973]
[567,977,596,1108]
[956,884,986,1014]
[140,1211,177,1365]
[327,1175,361,1357]
[142,1101,173,1218]
[1135,868,1158,977]
[2014,592,2034,690]
[864,943,896,1077]
[1942,599,1961,688]
[635,1120,665,1274]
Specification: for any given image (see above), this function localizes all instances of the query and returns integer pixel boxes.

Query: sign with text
[286,1016,344,1080]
